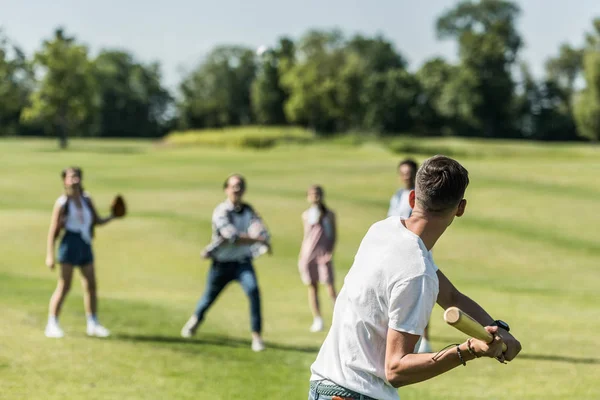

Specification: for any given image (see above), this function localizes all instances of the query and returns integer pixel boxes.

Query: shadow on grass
[517,353,600,365]
[115,333,600,364]
[113,332,320,354]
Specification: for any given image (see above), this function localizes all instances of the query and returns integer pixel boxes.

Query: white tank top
[56,194,94,244]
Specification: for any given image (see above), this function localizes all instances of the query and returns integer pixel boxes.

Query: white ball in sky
[256,45,269,56]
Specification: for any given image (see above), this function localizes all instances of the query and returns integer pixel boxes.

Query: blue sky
[1,0,598,88]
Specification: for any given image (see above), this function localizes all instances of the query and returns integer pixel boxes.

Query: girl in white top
[44,167,118,338]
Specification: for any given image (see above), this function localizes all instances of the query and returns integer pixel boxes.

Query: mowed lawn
[0,138,598,400]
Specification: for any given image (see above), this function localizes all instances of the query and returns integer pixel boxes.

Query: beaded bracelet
[456,345,466,366]
[467,338,480,358]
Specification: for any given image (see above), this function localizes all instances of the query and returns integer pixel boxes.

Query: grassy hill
[0,137,598,399]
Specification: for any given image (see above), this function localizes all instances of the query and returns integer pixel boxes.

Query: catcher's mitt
[111,194,127,218]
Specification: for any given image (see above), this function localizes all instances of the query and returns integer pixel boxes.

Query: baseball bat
[443,307,507,352]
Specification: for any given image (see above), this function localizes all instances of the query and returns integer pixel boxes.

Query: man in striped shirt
[181,174,271,352]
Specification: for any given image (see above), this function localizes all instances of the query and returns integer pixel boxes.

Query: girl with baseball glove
[44,166,125,338]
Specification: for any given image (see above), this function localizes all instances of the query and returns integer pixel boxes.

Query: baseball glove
[111,194,127,218]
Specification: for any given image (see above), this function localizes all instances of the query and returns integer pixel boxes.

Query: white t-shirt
[387,189,413,218]
[56,194,94,244]
[310,217,439,400]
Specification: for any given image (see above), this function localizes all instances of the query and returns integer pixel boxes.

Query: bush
[163,126,315,149]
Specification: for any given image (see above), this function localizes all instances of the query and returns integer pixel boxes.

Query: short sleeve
[55,195,67,208]
[388,275,438,336]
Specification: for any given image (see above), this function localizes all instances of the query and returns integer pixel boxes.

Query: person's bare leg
[49,263,74,317]
[326,282,337,304]
[308,282,321,318]
[80,263,110,337]
[80,263,97,316]
[308,283,324,332]
[46,264,74,338]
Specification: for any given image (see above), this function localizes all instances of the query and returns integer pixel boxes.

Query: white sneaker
[309,317,324,333]
[87,323,110,338]
[416,338,433,353]
[181,316,199,338]
[45,322,64,338]
[251,337,265,352]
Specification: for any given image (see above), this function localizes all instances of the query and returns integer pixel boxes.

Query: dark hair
[309,185,329,223]
[223,174,246,190]
[61,166,82,180]
[398,159,418,174]
[415,155,469,213]
[61,166,84,194]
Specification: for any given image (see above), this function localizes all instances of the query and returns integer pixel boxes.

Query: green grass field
[1,137,599,400]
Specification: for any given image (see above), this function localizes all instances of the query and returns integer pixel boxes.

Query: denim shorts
[58,231,94,267]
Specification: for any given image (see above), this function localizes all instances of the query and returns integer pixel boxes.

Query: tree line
[1,0,600,148]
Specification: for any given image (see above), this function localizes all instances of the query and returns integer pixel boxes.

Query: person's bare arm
[46,202,62,270]
[385,326,505,387]
[87,197,114,226]
[436,268,522,361]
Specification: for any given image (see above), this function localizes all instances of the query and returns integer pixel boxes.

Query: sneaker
[251,337,265,352]
[180,315,199,338]
[309,317,324,333]
[45,322,64,338]
[87,323,110,338]
[416,338,433,353]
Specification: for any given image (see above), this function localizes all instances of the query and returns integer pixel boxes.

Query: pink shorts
[299,260,334,286]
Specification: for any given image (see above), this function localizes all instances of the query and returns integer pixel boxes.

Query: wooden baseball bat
[443,307,508,352]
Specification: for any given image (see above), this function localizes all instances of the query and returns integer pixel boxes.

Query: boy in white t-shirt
[309,155,522,400]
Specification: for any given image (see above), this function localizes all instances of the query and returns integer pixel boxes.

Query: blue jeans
[193,260,262,333]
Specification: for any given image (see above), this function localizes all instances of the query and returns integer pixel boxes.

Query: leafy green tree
[572,18,600,141]
[280,30,346,133]
[251,37,295,125]
[574,54,600,141]
[545,44,583,110]
[178,46,256,128]
[281,30,412,134]
[414,58,455,134]
[94,50,172,137]
[436,0,521,137]
[0,29,34,136]
[362,68,420,134]
[21,28,98,148]
[515,63,578,140]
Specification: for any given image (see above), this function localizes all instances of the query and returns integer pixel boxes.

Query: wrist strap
[456,345,466,366]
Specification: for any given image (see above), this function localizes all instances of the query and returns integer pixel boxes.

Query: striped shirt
[203,199,270,262]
